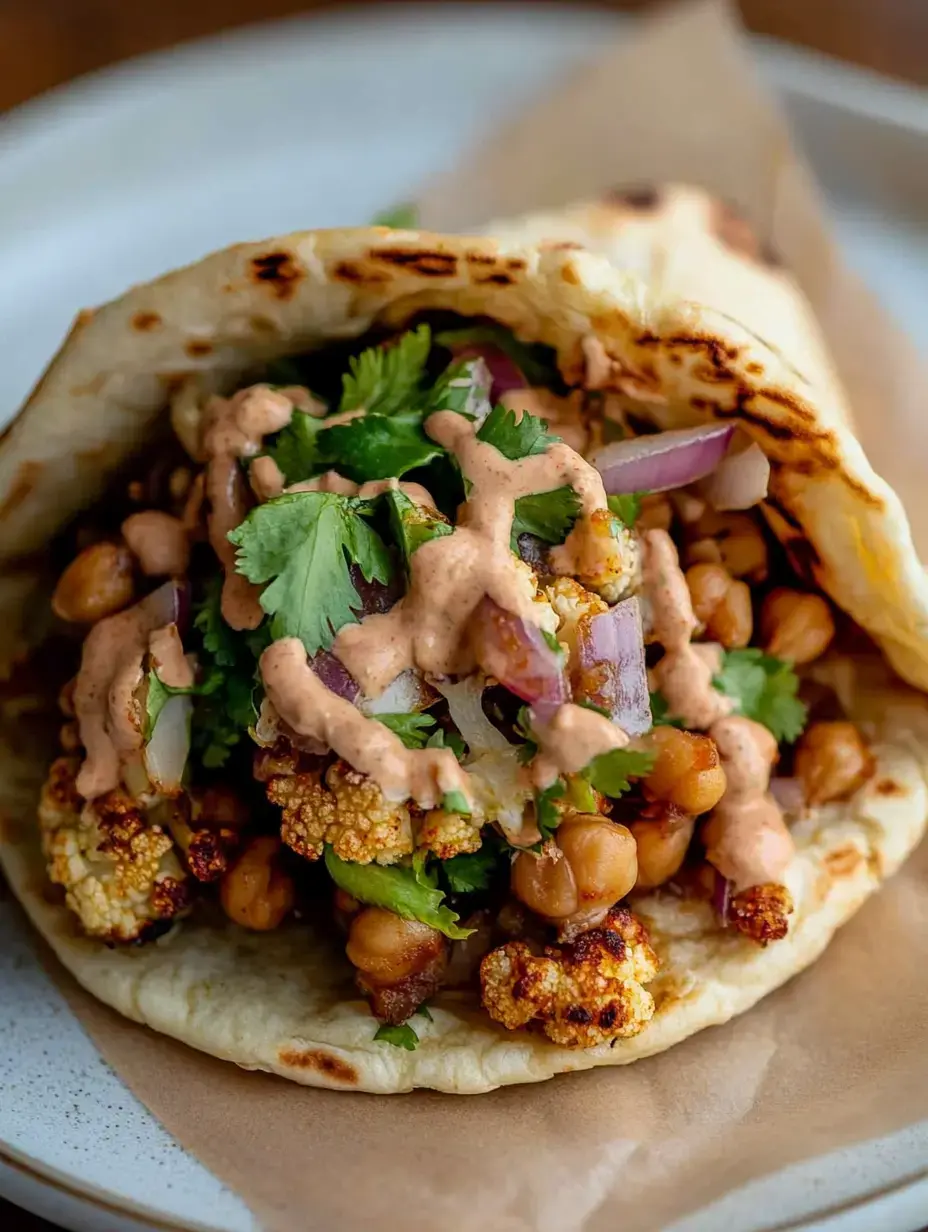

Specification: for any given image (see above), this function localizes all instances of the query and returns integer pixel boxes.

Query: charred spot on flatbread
[184,339,214,358]
[278,1047,358,1085]
[250,250,304,299]
[711,199,782,268]
[0,461,43,523]
[373,247,458,278]
[131,311,162,332]
[605,185,661,211]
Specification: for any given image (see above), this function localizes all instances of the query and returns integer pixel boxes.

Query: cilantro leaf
[371,203,419,229]
[442,789,472,817]
[514,706,538,765]
[229,492,392,656]
[422,358,492,419]
[713,649,808,743]
[373,1023,419,1050]
[415,1004,433,1021]
[510,486,581,550]
[441,841,504,894]
[324,847,474,940]
[649,690,683,729]
[535,780,566,841]
[565,775,598,813]
[265,410,327,485]
[340,325,431,417]
[607,492,644,528]
[584,748,655,798]
[434,324,560,389]
[426,728,466,761]
[187,581,267,768]
[323,414,444,483]
[476,403,560,461]
[193,575,239,668]
[373,712,437,749]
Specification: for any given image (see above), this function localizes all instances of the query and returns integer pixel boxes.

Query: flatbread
[1,224,927,1092]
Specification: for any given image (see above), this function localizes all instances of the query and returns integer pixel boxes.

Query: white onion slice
[700,441,769,510]
[362,668,437,716]
[433,676,510,753]
[144,693,192,795]
[591,424,734,495]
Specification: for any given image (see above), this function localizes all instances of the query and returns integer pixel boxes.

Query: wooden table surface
[0,3,924,1228]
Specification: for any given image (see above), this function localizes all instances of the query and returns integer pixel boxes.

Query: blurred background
[0,0,925,108]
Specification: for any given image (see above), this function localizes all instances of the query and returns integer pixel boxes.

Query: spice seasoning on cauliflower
[271,761,414,865]
[40,761,191,943]
[480,906,658,1046]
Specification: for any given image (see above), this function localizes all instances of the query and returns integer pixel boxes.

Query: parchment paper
[12,2,928,1229]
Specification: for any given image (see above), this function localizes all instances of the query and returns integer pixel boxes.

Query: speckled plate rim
[0,1140,223,1232]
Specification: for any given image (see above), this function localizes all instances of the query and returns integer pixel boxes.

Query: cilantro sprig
[373,712,437,749]
[374,1023,419,1050]
[371,203,419,230]
[510,486,581,550]
[713,649,808,743]
[324,847,474,940]
[476,403,560,461]
[229,492,392,657]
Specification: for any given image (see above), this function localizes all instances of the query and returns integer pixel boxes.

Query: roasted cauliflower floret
[545,576,608,666]
[416,808,483,859]
[480,905,658,1046]
[39,759,191,943]
[270,760,413,865]
[550,509,640,603]
[728,882,793,945]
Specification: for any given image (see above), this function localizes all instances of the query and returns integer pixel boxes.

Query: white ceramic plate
[1,6,927,1230]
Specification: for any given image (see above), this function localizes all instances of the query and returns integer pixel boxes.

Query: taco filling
[43,317,875,1052]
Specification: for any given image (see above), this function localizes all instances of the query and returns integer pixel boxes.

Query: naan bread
[1,224,926,1091]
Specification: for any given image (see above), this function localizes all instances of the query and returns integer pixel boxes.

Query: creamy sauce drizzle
[261,638,469,807]
[74,602,179,799]
[149,624,194,689]
[643,529,731,729]
[333,410,608,697]
[121,511,190,577]
[530,703,628,790]
[202,385,297,628]
[703,716,794,889]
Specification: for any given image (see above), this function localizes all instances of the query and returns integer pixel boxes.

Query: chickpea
[794,721,874,805]
[630,808,696,889]
[511,815,637,920]
[685,563,753,648]
[191,784,250,829]
[637,494,673,532]
[760,588,835,665]
[52,542,135,624]
[346,908,445,985]
[642,727,727,815]
[220,836,295,931]
[59,721,81,753]
[168,466,194,503]
[687,511,768,582]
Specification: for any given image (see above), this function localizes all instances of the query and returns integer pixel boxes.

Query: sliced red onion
[470,597,569,720]
[144,693,193,796]
[350,565,403,616]
[700,441,769,510]
[769,776,806,816]
[361,668,436,716]
[446,342,525,399]
[712,868,732,925]
[310,650,360,704]
[140,579,191,633]
[573,598,651,735]
[591,424,735,495]
[516,533,550,574]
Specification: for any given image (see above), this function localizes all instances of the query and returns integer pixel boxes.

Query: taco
[0,223,926,1095]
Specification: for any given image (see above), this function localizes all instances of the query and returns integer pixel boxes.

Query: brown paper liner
[12,2,928,1228]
